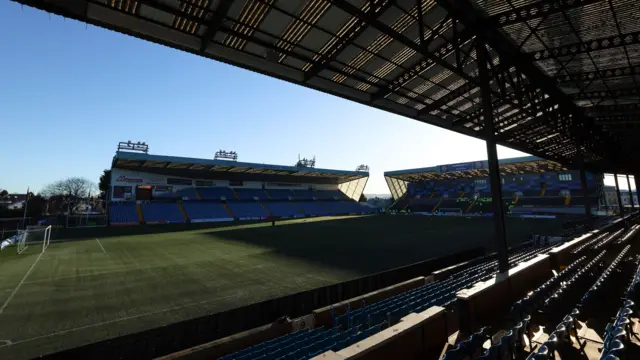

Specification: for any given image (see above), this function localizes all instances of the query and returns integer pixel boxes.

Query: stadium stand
[107,150,372,226]
[385,156,603,216]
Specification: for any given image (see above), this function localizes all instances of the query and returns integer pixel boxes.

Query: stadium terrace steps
[223,204,234,218]
[259,202,272,216]
[135,203,144,223]
[230,188,241,200]
[177,203,188,222]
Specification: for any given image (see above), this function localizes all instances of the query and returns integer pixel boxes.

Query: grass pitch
[0,215,563,359]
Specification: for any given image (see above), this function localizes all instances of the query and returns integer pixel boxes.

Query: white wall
[110,169,342,201]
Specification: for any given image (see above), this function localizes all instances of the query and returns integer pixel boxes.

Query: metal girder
[435,0,610,160]
[423,79,478,113]
[556,65,640,84]
[528,30,640,61]
[303,0,392,82]
[328,0,481,91]
[427,0,603,115]
[569,87,640,101]
[491,0,602,28]
[199,0,234,52]
[369,26,474,101]
[217,23,389,93]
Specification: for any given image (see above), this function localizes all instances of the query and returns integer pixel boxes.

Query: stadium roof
[384,155,569,181]
[112,151,368,182]
[17,0,640,173]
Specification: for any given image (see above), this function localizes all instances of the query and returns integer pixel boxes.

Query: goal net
[22,226,52,253]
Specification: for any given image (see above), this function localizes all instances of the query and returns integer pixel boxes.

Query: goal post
[16,231,27,254]
[22,226,52,253]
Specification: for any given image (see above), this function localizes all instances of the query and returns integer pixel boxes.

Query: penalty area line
[0,251,44,316]
[95,238,107,254]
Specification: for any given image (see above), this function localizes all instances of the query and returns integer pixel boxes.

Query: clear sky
[2,1,590,196]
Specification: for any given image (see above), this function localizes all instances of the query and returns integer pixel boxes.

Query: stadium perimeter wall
[40,246,482,360]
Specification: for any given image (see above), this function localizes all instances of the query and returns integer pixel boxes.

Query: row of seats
[220,324,383,360]
[450,219,637,360]
[108,202,139,224]
[532,244,635,359]
[218,241,555,360]
[109,201,374,224]
[333,244,555,332]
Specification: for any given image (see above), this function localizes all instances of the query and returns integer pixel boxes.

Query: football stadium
[5,0,640,360]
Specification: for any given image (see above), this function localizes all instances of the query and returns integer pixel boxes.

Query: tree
[99,169,111,200]
[359,193,368,202]
[0,189,7,198]
[25,193,47,218]
[41,177,97,212]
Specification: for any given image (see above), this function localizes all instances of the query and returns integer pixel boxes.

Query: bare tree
[41,178,98,212]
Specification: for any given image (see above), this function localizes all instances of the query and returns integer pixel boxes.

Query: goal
[20,226,52,253]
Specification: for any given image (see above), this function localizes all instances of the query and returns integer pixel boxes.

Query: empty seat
[198,187,237,200]
[234,188,268,200]
[227,202,269,219]
[266,189,294,200]
[297,202,330,216]
[140,203,185,223]
[109,202,139,224]
[264,202,303,218]
[182,202,232,222]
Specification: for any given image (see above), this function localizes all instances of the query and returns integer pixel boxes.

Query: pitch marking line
[0,251,44,316]
[0,340,11,346]
[0,293,240,348]
[95,238,107,254]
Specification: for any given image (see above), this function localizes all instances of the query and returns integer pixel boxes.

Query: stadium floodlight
[214,150,238,161]
[295,155,316,168]
[118,141,149,153]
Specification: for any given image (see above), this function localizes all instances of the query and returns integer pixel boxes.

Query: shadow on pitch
[200,215,564,276]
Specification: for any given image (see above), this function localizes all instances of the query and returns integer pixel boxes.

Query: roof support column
[579,167,592,226]
[626,175,635,209]
[635,175,640,211]
[614,174,625,217]
[477,38,509,273]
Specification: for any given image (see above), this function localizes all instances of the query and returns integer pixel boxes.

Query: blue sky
[0,1,535,195]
